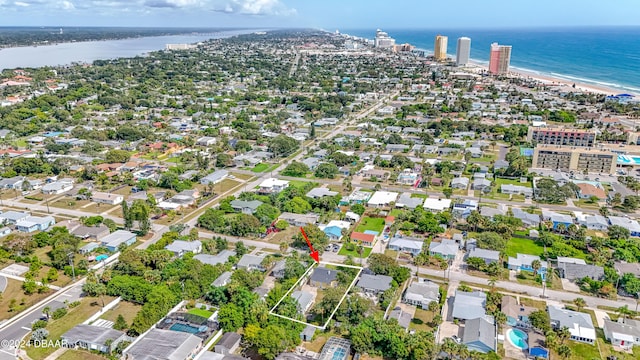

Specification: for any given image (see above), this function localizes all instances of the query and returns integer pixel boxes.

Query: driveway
[561,279,581,292]
[0,276,6,292]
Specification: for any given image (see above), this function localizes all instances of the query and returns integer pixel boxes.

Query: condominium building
[532,145,616,174]
[527,127,597,147]
[456,37,471,66]
[374,29,396,49]
[434,35,448,61]
[489,42,511,75]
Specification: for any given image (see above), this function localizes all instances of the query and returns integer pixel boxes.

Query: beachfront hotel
[527,127,597,147]
[434,35,448,61]
[374,29,396,49]
[532,145,616,174]
[456,37,471,66]
[489,42,511,75]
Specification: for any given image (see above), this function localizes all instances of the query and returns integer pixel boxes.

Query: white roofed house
[428,239,458,260]
[451,290,487,321]
[165,240,202,257]
[237,254,267,272]
[230,199,263,214]
[355,274,393,295]
[423,198,452,212]
[61,324,127,354]
[0,211,30,225]
[91,192,123,205]
[278,212,319,227]
[467,248,501,265]
[388,235,424,256]
[290,290,315,314]
[402,280,440,308]
[258,178,289,194]
[200,169,229,185]
[548,305,596,344]
[101,230,136,252]
[16,216,55,233]
[367,191,398,208]
[603,318,640,350]
[41,179,74,195]
[306,187,339,199]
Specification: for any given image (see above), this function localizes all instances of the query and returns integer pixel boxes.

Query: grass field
[98,301,142,325]
[355,217,385,233]
[26,296,115,359]
[251,163,270,173]
[505,237,545,257]
[519,297,547,310]
[494,177,532,187]
[57,350,105,360]
[0,279,53,320]
[187,307,214,318]
[409,308,435,332]
[338,245,373,258]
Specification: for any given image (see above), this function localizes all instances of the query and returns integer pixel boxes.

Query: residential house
[200,169,229,185]
[214,333,241,355]
[351,231,376,247]
[124,328,203,360]
[356,274,393,295]
[309,267,338,288]
[402,280,440,308]
[0,211,29,225]
[61,324,127,353]
[230,200,263,214]
[196,136,217,146]
[614,262,640,277]
[452,291,487,321]
[213,271,233,287]
[306,187,338,199]
[508,254,548,274]
[465,147,483,158]
[41,179,74,195]
[16,216,55,233]
[237,254,266,272]
[467,248,500,264]
[271,260,286,279]
[388,307,412,330]
[463,316,496,353]
[480,204,507,219]
[429,239,458,260]
[548,305,596,344]
[501,296,536,328]
[576,183,606,200]
[367,191,398,208]
[291,291,315,314]
[258,178,290,194]
[341,190,371,205]
[500,184,533,198]
[323,226,343,241]
[556,257,604,281]
[0,176,24,189]
[512,208,541,227]
[451,177,470,189]
[452,199,479,217]
[101,230,136,252]
[472,178,492,191]
[603,318,640,350]
[300,326,316,342]
[0,227,11,237]
[396,168,419,185]
[396,192,423,209]
[388,235,424,256]
[494,160,509,171]
[542,211,573,230]
[582,214,609,230]
[92,192,123,205]
[279,212,319,227]
[165,240,202,257]
[158,189,199,210]
[194,250,236,266]
[361,168,390,181]
[608,216,640,237]
[423,198,452,212]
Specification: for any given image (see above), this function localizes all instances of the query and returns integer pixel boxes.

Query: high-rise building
[527,127,597,147]
[489,42,512,75]
[374,29,396,49]
[434,35,448,61]
[456,37,471,66]
[532,145,616,174]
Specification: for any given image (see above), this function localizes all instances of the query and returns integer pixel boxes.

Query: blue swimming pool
[95,254,108,261]
[507,328,528,350]
[169,322,207,334]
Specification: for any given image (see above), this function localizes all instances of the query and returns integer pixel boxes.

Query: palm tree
[557,326,571,344]
[555,223,567,234]
[441,338,458,360]
[279,241,288,254]
[617,305,632,321]
[42,306,50,319]
[457,344,470,360]
[531,259,541,277]
[573,297,586,312]
[488,276,498,290]
[428,300,440,315]
[545,330,558,350]
[557,344,572,359]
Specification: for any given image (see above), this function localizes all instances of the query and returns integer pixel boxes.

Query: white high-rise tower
[456,37,471,66]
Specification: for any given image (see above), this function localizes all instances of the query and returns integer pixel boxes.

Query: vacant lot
[251,163,270,173]
[504,237,545,257]
[99,300,142,325]
[355,217,385,233]
[0,279,53,320]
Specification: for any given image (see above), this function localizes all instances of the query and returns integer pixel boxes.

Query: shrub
[52,307,67,320]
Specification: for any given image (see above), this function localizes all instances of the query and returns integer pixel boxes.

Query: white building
[367,191,398,208]
[423,198,452,212]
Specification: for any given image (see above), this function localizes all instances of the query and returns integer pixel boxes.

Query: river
[0,29,257,71]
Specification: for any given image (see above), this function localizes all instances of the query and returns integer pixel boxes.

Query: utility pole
[67,252,76,281]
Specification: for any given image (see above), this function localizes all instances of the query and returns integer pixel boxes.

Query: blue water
[95,254,108,261]
[342,27,640,94]
[507,328,529,350]
[169,322,205,334]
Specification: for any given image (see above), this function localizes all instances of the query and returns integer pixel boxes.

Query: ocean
[342,27,640,94]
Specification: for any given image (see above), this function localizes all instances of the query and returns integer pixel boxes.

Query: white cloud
[144,0,201,8]
[215,0,295,16]
[59,0,74,9]
[14,1,30,6]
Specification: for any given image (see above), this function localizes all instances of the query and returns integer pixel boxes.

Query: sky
[0,0,639,28]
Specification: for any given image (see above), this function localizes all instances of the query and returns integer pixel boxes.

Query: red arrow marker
[300,227,320,263]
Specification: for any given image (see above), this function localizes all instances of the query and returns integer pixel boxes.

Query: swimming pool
[507,328,528,350]
[169,322,206,334]
[95,254,108,261]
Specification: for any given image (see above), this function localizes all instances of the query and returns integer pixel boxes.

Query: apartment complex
[374,29,395,48]
[527,127,597,147]
[456,37,471,66]
[489,42,511,75]
[434,35,448,61]
[532,145,616,174]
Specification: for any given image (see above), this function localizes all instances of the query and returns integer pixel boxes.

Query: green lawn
[409,308,435,332]
[57,350,105,360]
[551,340,601,360]
[289,180,315,189]
[187,307,214,318]
[494,177,532,188]
[355,217,385,233]
[338,245,373,258]
[251,163,270,173]
[389,209,406,217]
[505,237,545,257]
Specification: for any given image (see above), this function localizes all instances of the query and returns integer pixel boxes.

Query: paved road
[0,282,84,360]
[0,276,6,293]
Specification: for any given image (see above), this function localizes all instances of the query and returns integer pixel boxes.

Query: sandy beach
[466,60,623,96]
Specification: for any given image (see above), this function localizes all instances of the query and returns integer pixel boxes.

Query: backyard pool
[169,322,207,334]
[507,328,528,350]
[95,254,108,261]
